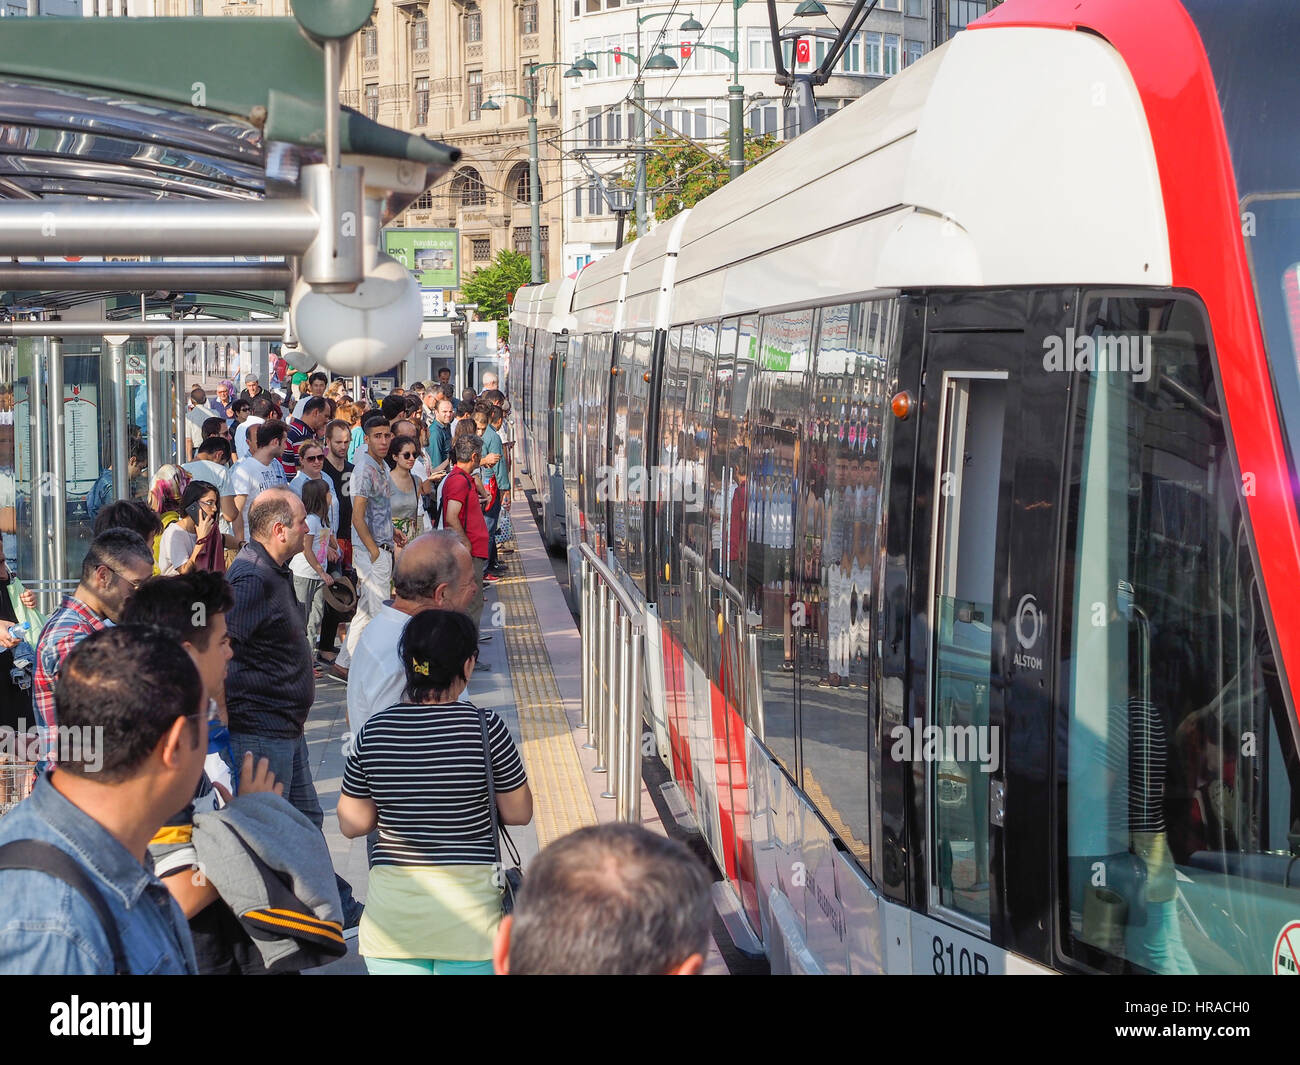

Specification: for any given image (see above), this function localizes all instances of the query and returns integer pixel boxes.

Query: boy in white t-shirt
[221,421,288,543]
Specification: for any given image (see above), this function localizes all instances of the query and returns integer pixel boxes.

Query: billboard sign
[384,228,460,289]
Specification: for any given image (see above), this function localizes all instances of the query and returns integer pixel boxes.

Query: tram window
[1060,293,1300,975]
[662,326,692,627]
[681,323,718,671]
[625,330,653,593]
[797,300,895,866]
[609,334,635,579]
[747,309,813,776]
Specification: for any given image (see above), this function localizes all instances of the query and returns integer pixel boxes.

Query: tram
[511,0,1300,974]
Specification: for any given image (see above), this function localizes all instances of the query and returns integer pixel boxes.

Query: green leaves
[461,250,533,341]
[625,132,781,235]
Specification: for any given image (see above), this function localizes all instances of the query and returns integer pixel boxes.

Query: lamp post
[635,11,697,236]
[481,92,544,284]
[484,64,585,284]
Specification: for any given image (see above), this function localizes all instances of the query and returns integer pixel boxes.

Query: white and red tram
[510,0,1300,974]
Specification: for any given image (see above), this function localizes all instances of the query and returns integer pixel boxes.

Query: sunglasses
[303,453,325,462]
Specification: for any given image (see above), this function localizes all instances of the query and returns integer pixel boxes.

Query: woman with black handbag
[336,609,531,974]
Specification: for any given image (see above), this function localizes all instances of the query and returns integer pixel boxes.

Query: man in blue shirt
[0,626,206,974]
[474,401,506,580]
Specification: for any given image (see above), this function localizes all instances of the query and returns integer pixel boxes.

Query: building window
[878,0,900,8]
[411,10,428,51]
[904,38,925,66]
[573,182,583,217]
[467,70,483,121]
[950,0,987,34]
[588,182,603,215]
[509,162,538,203]
[883,33,900,75]
[586,107,602,147]
[906,0,925,14]
[414,77,429,126]
[454,167,487,207]
[471,238,492,262]
[521,1,538,34]
[413,189,434,211]
[513,225,550,265]
[864,31,882,75]
[523,64,539,104]
[606,108,622,144]
[840,32,862,72]
[746,103,778,136]
[362,22,377,57]
[364,83,379,120]
[747,28,774,72]
[465,4,482,42]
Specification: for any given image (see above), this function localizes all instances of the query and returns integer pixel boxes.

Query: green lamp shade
[645,50,679,70]
[481,98,501,110]
[794,0,828,13]
[679,13,704,31]
[563,65,585,78]
[573,56,597,71]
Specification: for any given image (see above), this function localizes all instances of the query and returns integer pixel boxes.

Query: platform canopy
[0,10,459,310]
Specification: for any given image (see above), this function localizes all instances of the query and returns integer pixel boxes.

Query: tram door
[888,290,1069,966]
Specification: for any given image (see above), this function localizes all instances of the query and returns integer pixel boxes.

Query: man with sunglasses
[31,528,154,771]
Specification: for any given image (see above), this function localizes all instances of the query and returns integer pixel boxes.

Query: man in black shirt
[318,419,355,662]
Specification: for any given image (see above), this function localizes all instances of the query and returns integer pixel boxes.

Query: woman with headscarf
[146,463,192,574]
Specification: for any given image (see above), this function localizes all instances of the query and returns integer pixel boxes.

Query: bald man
[345,530,478,737]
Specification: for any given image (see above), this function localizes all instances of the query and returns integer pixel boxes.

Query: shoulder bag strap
[477,708,520,869]
[0,839,131,974]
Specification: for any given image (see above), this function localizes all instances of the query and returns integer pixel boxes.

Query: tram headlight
[290,251,422,376]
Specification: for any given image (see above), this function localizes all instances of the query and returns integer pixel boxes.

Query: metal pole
[28,338,50,613]
[633,79,647,239]
[174,358,186,467]
[528,110,542,284]
[622,630,643,822]
[601,603,620,799]
[47,338,66,592]
[109,341,129,502]
[580,558,591,731]
[729,0,745,180]
[0,200,320,257]
[0,263,293,291]
[0,320,288,337]
[613,612,631,809]
[585,582,604,752]
[146,342,163,479]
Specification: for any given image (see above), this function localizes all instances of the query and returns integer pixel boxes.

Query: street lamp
[481,92,544,284]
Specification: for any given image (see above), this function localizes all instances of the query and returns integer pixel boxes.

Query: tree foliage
[459,249,532,340]
[621,132,781,234]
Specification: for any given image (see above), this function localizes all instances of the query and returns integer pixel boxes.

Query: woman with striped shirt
[337,609,532,974]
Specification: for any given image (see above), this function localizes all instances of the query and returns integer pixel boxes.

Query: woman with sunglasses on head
[337,609,532,975]
[158,480,236,575]
[386,436,425,550]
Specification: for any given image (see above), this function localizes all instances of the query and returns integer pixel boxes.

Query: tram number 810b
[932,935,990,975]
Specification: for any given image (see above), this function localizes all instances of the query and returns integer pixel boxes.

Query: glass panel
[798,302,893,866]
[625,331,652,593]
[1062,294,1300,975]
[931,375,1006,927]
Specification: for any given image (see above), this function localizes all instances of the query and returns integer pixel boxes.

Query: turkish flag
[614,47,621,63]
[796,39,810,63]
[681,43,692,59]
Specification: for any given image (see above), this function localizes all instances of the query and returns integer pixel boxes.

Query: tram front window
[1242,194,1300,506]
[1061,294,1300,976]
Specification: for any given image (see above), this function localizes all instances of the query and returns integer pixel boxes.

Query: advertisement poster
[384,229,460,290]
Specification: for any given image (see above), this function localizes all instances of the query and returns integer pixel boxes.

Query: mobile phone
[187,501,203,524]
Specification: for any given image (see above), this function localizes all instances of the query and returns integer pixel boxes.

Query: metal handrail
[579,542,644,823]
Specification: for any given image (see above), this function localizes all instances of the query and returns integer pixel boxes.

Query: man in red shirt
[439,433,490,629]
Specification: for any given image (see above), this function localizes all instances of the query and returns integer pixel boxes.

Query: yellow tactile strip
[494,538,598,847]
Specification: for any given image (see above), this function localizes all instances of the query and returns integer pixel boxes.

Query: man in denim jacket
[0,626,206,974]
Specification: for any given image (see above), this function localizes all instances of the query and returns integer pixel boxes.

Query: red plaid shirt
[33,596,107,765]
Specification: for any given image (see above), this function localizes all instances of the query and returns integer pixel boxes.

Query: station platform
[302,475,730,974]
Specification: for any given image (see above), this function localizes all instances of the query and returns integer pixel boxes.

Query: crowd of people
[0,368,713,977]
